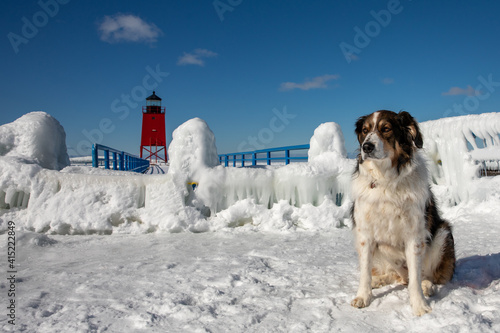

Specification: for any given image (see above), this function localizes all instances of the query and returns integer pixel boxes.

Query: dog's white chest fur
[352,153,430,248]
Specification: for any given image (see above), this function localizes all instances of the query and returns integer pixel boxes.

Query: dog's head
[355,110,423,171]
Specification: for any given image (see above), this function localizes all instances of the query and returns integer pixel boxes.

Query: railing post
[118,151,125,171]
[218,144,310,168]
[104,149,110,169]
[92,144,98,168]
[89,144,149,173]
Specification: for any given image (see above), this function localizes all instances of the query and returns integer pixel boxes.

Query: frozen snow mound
[0,111,70,170]
[168,117,219,180]
[420,112,500,203]
[308,122,347,160]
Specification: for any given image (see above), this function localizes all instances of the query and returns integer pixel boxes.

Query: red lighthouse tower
[140,91,167,163]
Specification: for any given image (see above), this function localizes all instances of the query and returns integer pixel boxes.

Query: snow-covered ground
[2,194,500,332]
[1,112,500,332]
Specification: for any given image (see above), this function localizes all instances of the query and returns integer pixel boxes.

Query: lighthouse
[140,91,167,163]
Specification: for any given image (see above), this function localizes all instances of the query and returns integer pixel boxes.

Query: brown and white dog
[350,110,455,316]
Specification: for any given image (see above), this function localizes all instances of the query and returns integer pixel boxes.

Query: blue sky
[2,0,500,157]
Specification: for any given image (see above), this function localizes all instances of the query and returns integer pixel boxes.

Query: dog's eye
[382,127,392,133]
[362,128,369,134]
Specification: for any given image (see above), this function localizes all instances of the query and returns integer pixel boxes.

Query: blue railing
[92,144,150,173]
[219,144,310,167]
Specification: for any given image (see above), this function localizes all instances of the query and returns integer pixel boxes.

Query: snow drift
[0,111,69,170]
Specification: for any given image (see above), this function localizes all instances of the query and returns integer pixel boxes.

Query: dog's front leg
[351,237,375,308]
[405,239,432,316]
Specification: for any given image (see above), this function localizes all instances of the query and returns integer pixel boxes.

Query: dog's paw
[351,295,372,309]
[371,276,387,289]
[411,300,432,316]
[421,280,436,297]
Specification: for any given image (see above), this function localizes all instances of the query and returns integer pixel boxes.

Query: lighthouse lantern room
[140,91,167,163]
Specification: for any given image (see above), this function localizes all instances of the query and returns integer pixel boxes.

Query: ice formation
[0,113,355,233]
[182,121,355,225]
[308,122,347,160]
[168,117,219,179]
[0,111,69,170]
[420,112,500,203]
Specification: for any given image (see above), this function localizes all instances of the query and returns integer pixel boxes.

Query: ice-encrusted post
[420,112,500,204]
[168,117,220,180]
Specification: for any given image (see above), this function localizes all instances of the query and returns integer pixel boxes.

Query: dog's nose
[362,142,375,154]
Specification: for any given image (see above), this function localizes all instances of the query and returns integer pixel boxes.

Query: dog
[350,110,455,316]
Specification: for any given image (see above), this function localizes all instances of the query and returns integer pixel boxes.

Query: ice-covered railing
[219,145,310,167]
[92,143,150,173]
[420,112,500,203]
[169,119,355,216]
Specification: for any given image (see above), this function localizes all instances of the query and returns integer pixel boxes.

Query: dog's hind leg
[421,280,436,297]
[371,250,408,288]
[371,269,400,289]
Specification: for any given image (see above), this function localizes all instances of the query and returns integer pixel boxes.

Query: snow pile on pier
[0,111,69,170]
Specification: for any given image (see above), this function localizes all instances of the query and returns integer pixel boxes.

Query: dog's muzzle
[362,142,375,154]
[360,133,386,160]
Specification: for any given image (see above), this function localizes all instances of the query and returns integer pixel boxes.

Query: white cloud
[381,78,394,85]
[177,49,218,66]
[279,74,340,91]
[442,85,482,96]
[98,14,162,44]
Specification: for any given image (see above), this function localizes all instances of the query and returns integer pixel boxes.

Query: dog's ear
[355,115,367,143]
[397,111,423,148]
